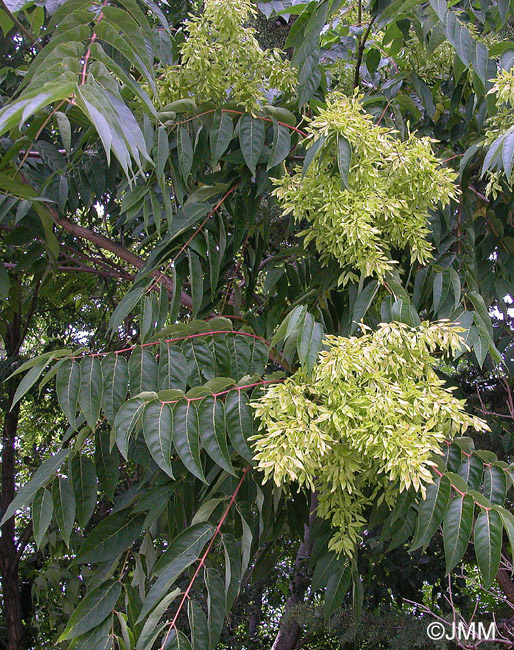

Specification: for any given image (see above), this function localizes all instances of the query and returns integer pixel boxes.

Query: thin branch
[0,0,41,49]
[353,15,377,88]
[159,466,251,650]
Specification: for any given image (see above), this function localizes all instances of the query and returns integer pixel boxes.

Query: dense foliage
[0,0,513,649]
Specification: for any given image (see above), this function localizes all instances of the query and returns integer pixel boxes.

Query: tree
[0,0,513,648]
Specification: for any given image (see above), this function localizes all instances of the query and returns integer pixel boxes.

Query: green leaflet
[336,135,351,189]
[483,464,507,505]
[52,476,76,546]
[56,358,81,427]
[129,348,159,396]
[297,311,324,371]
[474,509,503,589]
[267,121,291,170]
[188,250,204,318]
[102,353,129,425]
[135,588,180,650]
[222,533,241,612]
[58,582,121,641]
[74,511,145,564]
[198,395,234,475]
[182,338,216,387]
[70,454,97,529]
[68,615,113,650]
[205,568,225,650]
[95,429,119,501]
[78,356,103,429]
[11,355,54,409]
[411,476,451,551]
[443,494,474,574]
[457,453,483,491]
[210,111,234,166]
[142,400,174,478]
[32,487,54,548]
[239,113,265,175]
[177,126,194,181]
[225,390,254,463]
[159,342,187,392]
[172,399,206,482]
[114,395,149,459]
[324,565,351,619]
[188,600,208,650]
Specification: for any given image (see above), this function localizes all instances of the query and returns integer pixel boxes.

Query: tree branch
[0,0,42,49]
[53,215,194,310]
[353,15,377,89]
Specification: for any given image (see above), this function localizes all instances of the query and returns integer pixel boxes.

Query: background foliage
[0,0,513,648]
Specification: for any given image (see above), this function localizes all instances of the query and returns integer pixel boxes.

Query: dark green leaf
[129,348,159,395]
[188,600,208,650]
[159,342,187,391]
[114,396,148,459]
[79,357,103,429]
[102,353,129,425]
[224,390,253,463]
[32,487,53,548]
[443,494,474,574]
[56,358,81,427]
[267,121,291,170]
[210,111,233,166]
[239,114,265,175]
[177,126,194,181]
[324,565,351,619]
[140,523,214,621]
[74,511,145,564]
[70,454,97,529]
[411,475,451,550]
[58,582,121,641]
[205,568,225,650]
[142,400,174,478]
[172,399,206,482]
[198,396,234,475]
[52,476,76,546]
[474,509,502,589]
[95,429,119,501]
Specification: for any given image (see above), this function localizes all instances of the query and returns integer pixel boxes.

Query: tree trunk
[271,493,318,650]
[0,312,25,650]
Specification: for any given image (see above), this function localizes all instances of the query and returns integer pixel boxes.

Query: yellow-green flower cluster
[273,94,458,284]
[251,321,488,556]
[156,0,295,111]
[484,69,514,197]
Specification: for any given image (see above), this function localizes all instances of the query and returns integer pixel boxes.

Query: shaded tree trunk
[271,493,318,650]
[0,311,25,650]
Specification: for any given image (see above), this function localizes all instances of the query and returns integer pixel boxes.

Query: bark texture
[0,313,25,650]
[271,493,318,650]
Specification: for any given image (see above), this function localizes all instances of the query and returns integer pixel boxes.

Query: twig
[354,15,377,88]
[0,0,41,49]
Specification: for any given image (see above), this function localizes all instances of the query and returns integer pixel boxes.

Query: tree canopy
[0,0,513,648]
